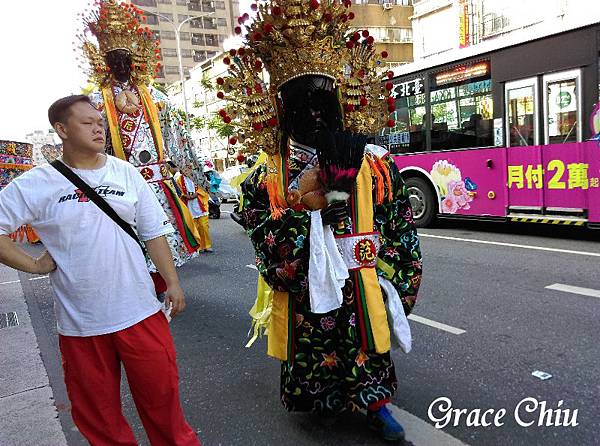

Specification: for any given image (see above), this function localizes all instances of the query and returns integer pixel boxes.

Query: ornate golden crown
[218,0,396,155]
[78,0,162,86]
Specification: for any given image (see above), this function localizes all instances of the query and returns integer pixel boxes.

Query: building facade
[169,51,236,171]
[25,130,57,166]
[129,0,239,85]
[350,0,415,68]
[410,0,599,64]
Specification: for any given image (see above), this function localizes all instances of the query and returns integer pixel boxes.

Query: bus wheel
[405,177,436,228]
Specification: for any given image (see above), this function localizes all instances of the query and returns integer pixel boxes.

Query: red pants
[59,311,200,446]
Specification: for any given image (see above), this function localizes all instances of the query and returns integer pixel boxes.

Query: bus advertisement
[379,24,600,229]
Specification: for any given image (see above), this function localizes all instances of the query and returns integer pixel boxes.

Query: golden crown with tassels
[217,0,398,156]
[78,0,162,87]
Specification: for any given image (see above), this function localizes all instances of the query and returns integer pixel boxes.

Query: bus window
[430,79,494,150]
[382,78,426,153]
[505,77,539,147]
[543,69,582,144]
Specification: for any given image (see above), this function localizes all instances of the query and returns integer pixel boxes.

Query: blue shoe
[367,405,406,442]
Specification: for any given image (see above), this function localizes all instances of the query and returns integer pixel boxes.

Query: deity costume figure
[80,0,201,273]
[220,0,423,441]
[0,140,39,243]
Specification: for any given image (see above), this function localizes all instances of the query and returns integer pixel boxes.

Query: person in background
[175,165,213,253]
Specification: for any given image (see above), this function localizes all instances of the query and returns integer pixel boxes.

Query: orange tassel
[376,156,393,202]
[26,225,39,243]
[266,156,287,220]
[367,155,385,205]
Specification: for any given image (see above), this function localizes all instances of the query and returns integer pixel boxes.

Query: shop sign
[391,78,424,99]
[435,61,489,86]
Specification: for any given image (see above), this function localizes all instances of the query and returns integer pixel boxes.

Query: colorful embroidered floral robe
[90,84,198,269]
[240,142,422,413]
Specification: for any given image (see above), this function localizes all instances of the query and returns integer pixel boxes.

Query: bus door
[540,69,587,213]
[505,77,544,212]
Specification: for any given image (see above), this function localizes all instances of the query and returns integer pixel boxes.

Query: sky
[0,0,253,142]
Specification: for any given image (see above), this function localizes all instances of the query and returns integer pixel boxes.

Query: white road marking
[0,280,20,286]
[29,276,49,281]
[408,314,466,335]
[245,264,258,271]
[545,283,600,299]
[419,233,600,257]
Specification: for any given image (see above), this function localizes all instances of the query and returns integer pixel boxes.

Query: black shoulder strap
[50,159,145,253]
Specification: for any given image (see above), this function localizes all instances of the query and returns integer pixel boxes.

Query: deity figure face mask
[105,49,133,83]
[278,75,343,148]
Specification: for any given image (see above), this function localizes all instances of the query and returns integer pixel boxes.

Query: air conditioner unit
[383,2,393,10]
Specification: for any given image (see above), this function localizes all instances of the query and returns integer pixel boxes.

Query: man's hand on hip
[165,283,186,318]
[34,251,57,274]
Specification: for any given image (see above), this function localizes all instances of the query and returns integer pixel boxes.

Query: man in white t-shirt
[0,95,200,446]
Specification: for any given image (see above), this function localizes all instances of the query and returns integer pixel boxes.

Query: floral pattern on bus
[430,160,477,214]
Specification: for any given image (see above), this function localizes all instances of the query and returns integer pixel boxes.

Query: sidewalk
[0,264,67,446]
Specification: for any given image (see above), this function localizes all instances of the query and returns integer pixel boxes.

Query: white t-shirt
[0,155,174,337]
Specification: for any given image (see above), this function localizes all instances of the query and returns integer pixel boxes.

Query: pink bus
[379,24,600,229]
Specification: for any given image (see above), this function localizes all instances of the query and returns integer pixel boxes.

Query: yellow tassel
[367,155,385,205]
[376,156,393,202]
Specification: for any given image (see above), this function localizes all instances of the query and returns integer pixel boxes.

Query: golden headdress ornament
[78,0,162,86]
[217,0,397,156]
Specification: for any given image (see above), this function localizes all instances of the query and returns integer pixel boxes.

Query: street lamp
[139,7,214,139]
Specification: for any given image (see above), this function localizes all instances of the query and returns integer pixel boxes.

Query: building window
[181,49,193,58]
[194,50,207,62]
[159,12,173,21]
[205,34,218,46]
[161,30,176,40]
[206,51,218,59]
[215,1,225,9]
[202,0,216,12]
[145,14,158,25]
[203,16,217,29]
[180,32,190,42]
[162,48,177,57]
[178,14,191,22]
[217,17,227,27]
[384,28,412,43]
[188,1,202,11]
[192,33,205,45]
[190,18,202,28]
[132,0,157,6]
[176,0,188,5]
[363,27,412,43]
[218,34,226,43]
[165,66,180,74]
[158,0,171,4]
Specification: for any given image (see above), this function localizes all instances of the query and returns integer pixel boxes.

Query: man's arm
[145,235,185,317]
[0,235,56,274]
